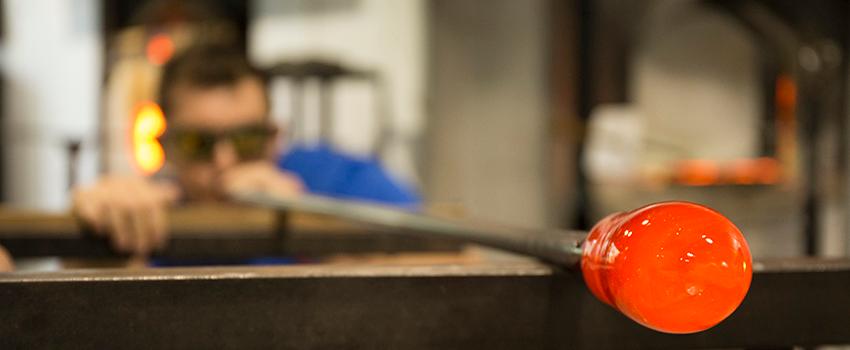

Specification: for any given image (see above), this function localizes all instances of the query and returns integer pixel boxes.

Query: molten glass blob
[581,201,752,334]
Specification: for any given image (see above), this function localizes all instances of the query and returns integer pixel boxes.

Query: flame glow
[133,102,166,174]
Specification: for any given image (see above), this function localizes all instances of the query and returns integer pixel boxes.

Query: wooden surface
[0,204,466,259]
[0,204,372,236]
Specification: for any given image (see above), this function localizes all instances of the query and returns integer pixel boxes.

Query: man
[72,46,305,256]
[72,45,419,257]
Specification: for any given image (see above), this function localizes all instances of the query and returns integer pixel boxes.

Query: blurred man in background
[71,45,418,257]
[72,46,304,256]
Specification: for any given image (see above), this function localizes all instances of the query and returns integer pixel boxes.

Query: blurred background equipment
[250,0,425,185]
[2,0,102,211]
[577,0,849,259]
[265,60,390,158]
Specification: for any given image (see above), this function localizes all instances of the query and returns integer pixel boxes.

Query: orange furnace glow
[133,102,166,175]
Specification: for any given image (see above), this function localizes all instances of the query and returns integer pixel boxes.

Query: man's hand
[220,162,304,199]
[72,176,180,256]
[0,245,13,272]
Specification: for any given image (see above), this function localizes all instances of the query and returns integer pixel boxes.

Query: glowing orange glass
[582,201,752,334]
[133,102,167,175]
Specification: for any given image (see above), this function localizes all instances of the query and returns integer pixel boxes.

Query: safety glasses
[163,124,275,163]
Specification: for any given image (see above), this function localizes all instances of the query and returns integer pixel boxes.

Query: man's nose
[213,140,239,170]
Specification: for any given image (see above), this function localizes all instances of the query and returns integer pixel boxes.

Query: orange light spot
[753,157,781,184]
[582,202,752,334]
[728,157,781,185]
[133,102,167,175]
[675,159,720,186]
[728,159,758,185]
[146,33,175,66]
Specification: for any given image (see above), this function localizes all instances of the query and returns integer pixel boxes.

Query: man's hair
[158,45,268,118]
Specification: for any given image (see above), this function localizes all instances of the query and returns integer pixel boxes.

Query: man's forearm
[0,245,13,272]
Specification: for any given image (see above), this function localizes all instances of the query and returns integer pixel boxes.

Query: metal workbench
[1,258,849,349]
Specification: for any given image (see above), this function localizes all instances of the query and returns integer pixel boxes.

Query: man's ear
[265,123,283,160]
[269,123,280,136]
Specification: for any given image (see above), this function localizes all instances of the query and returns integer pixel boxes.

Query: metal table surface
[2,258,849,349]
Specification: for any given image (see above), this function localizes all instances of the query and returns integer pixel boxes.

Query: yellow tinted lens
[230,130,268,160]
[175,132,214,161]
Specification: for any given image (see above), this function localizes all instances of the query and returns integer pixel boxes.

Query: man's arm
[0,245,13,272]
[71,163,302,256]
[72,176,180,256]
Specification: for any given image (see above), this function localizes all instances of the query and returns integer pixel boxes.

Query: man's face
[167,77,274,200]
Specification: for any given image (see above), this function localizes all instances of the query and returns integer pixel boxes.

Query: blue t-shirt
[277,143,421,209]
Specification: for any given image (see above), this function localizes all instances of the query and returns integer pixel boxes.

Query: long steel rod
[235,193,587,266]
